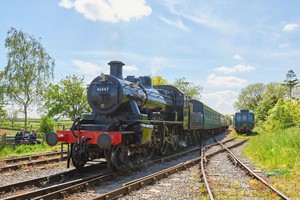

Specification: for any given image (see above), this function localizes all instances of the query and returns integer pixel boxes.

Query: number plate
[96,86,111,93]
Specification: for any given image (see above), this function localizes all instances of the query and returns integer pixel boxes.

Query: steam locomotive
[46,61,230,170]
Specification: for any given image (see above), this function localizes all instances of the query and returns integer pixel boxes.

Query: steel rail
[214,137,290,200]
[1,151,68,164]
[121,137,238,187]
[200,142,214,200]
[0,162,106,194]
[0,156,68,172]
[20,145,205,200]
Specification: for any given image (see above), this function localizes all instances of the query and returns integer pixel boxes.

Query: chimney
[108,61,125,79]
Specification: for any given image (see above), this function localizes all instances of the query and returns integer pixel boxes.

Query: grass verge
[0,142,60,159]
[243,126,300,198]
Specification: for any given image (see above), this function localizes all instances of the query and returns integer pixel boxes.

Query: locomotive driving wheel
[169,127,179,152]
[110,145,126,170]
[142,141,155,160]
[158,125,168,155]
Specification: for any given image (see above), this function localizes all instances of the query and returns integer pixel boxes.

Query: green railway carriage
[203,104,221,129]
[190,99,229,131]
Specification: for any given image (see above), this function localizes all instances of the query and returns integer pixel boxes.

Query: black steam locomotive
[46,61,229,170]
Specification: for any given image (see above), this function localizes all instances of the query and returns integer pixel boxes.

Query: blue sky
[0,0,299,116]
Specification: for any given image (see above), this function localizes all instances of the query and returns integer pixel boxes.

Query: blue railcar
[234,110,254,134]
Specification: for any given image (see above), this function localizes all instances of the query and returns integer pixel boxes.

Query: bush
[39,116,56,135]
[265,99,300,130]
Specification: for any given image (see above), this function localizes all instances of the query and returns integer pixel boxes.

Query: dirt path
[0,129,17,135]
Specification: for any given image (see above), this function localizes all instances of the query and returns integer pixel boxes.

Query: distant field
[0,118,73,134]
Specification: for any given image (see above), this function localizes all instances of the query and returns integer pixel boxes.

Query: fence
[0,134,16,146]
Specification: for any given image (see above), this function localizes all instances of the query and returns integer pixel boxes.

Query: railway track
[85,138,247,200]
[0,161,108,200]
[1,151,68,164]
[0,135,232,200]
[0,152,69,173]
[2,144,203,200]
[77,140,244,200]
[1,134,240,200]
[200,137,290,200]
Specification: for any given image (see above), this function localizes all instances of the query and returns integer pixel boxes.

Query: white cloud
[71,60,139,83]
[59,0,152,23]
[124,65,138,72]
[72,59,108,74]
[201,90,238,114]
[149,57,168,75]
[59,0,73,9]
[163,1,239,33]
[160,16,189,31]
[206,74,248,88]
[283,23,299,32]
[232,54,243,60]
[71,60,108,83]
[215,64,255,74]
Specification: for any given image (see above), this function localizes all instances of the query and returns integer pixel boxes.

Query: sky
[0,0,299,117]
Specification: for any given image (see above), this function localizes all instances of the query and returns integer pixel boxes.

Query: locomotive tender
[46,61,230,170]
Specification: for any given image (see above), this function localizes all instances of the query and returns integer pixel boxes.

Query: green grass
[228,127,250,140]
[243,127,300,170]
[241,126,300,198]
[224,127,300,198]
[0,142,60,159]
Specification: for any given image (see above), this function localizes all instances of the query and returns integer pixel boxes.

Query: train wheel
[159,139,168,155]
[190,132,196,145]
[143,144,155,160]
[159,126,168,155]
[170,128,179,152]
[110,145,125,170]
[195,131,201,144]
[71,144,86,170]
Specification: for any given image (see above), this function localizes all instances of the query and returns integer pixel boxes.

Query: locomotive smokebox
[108,61,125,79]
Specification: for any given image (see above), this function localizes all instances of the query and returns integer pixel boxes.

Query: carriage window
[236,114,242,122]
[248,114,254,122]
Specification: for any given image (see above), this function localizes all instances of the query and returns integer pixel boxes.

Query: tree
[2,27,54,129]
[256,82,286,121]
[0,71,6,119]
[224,114,233,125]
[172,77,203,99]
[151,75,168,85]
[0,105,7,121]
[283,70,299,100]
[7,106,20,125]
[234,83,265,111]
[41,75,91,119]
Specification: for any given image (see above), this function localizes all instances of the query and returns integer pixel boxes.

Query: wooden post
[61,142,63,160]
[2,134,6,146]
